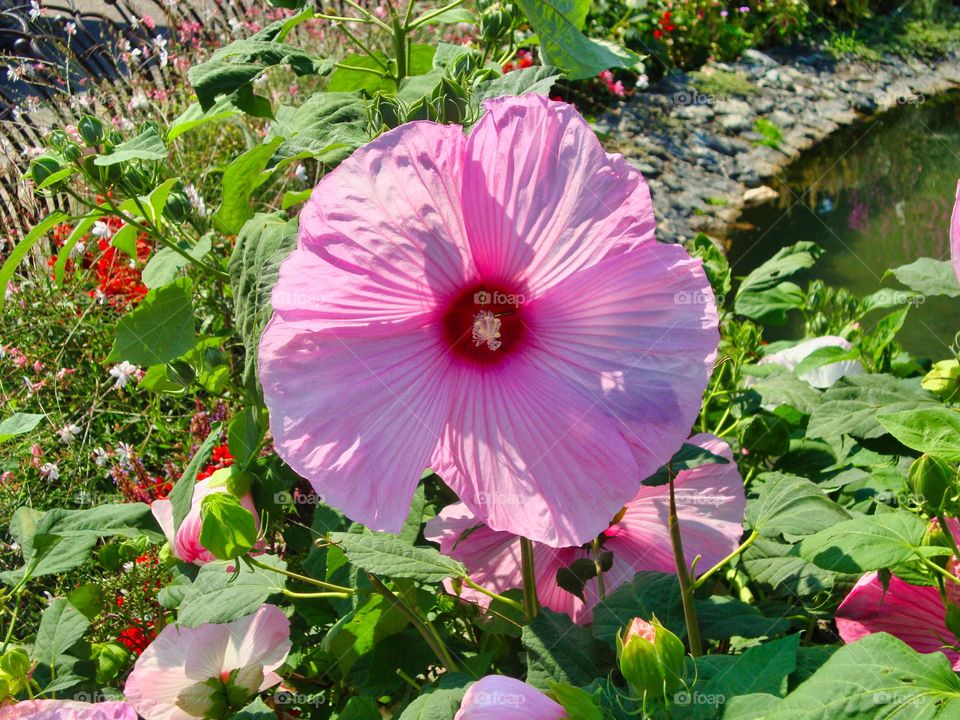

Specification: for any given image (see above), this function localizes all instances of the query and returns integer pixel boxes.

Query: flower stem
[520,537,540,621]
[462,577,525,614]
[668,472,702,656]
[368,575,459,671]
[409,0,467,28]
[247,556,355,594]
[693,530,759,590]
[592,537,607,600]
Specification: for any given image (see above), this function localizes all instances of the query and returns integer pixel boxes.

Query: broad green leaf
[741,538,840,596]
[270,92,369,163]
[514,0,640,79]
[327,52,394,94]
[472,65,563,104]
[141,234,213,289]
[799,511,926,574]
[169,97,243,141]
[107,277,195,365]
[397,683,470,720]
[93,128,167,165]
[320,591,410,675]
[696,633,799,702]
[642,442,729,486]
[0,412,45,442]
[213,137,284,234]
[731,633,960,719]
[199,493,259,560]
[328,532,466,582]
[228,406,266,469]
[747,366,821,415]
[876,407,960,461]
[337,697,382,720]
[111,223,139,259]
[34,166,74,189]
[549,682,604,720]
[228,212,298,392]
[177,556,287,626]
[808,375,938,441]
[33,599,89,668]
[232,697,275,719]
[888,257,960,298]
[170,424,222,530]
[735,282,806,325]
[745,472,850,538]
[522,608,606,689]
[735,242,823,324]
[792,345,860,378]
[0,211,68,305]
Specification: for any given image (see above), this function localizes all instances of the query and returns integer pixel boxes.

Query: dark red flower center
[442,282,529,365]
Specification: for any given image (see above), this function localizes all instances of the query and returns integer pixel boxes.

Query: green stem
[368,575,459,671]
[337,24,390,71]
[937,513,960,561]
[409,0,467,28]
[247,556,355,594]
[314,12,374,23]
[391,14,408,83]
[520,537,540,621]
[669,471,702,656]
[333,61,388,77]
[342,0,393,30]
[592,537,606,600]
[1,589,23,653]
[693,530,759,590]
[462,577,525,614]
[921,555,960,586]
[282,589,353,599]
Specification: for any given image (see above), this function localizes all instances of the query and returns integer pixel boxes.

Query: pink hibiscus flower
[951,179,960,284]
[124,604,290,720]
[455,675,565,719]
[150,473,260,565]
[259,94,720,547]
[425,433,744,623]
[836,572,960,669]
[0,701,136,720]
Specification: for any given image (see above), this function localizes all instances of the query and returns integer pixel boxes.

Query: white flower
[758,335,866,389]
[152,35,169,68]
[185,183,208,217]
[39,463,59,481]
[116,441,134,465]
[92,447,110,466]
[109,360,140,389]
[64,21,76,36]
[57,423,81,443]
[91,220,112,239]
[122,561,134,572]
[294,164,308,183]
[29,1,41,21]
[128,92,149,111]
[228,18,243,33]
[69,240,85,258]
[6,65,23,82]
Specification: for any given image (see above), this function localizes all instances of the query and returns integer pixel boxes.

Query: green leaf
[0,211,68,306]
[141,234,213,289]
[321,591,411,675]
[231,697,275,719]
[792,345,860,379]
[888,257,960,298]
[746,472,850,538]
[522,608,606,689]
[876,407,960,461]
[735,242,823,324]
[642,442,730,486]
[107,278,196,366]
[199,493,259,560]
[170,424,222,530]
[111,223,139,259]
[741,538,841,596]
[397,684,470,720]
[472,65,563,104]
[270,92,369,164]
[213,137,284,234]
[228,213,298,392]
[54,214,98,286]
[327,52,395,94]
[228,406,266,469]
[329,532,466,582]
[94,128,167,165]
[513,0,641,79]
[747,366,821,415]
[169,97,243,141]
[33,599,90,668]
[734,633,960,719]
[799,511,927,574]
[0,412,45,442]
[697,633,800,702]
[548,682,604,720]
[808,375,938,441]
[34,166,74,190]
[177,556,287,626]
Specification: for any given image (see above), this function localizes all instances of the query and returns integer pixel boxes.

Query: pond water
[726,91,960,358]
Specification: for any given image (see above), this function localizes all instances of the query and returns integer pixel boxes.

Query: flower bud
[909,454,956,513]
[922,359,960,400]
[78,114,105,146]
[0,647,32,695]
[29,155,63,186]
[617,617,685,698]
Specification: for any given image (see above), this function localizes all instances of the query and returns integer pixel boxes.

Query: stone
[742,49,779,67]
[743,185,779,207]
[719,113,753,133]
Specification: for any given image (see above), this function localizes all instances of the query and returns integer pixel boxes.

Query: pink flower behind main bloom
[124,604,290,720]
[259,94,720,548]
[0,701,136,720]
[425,433,744,623]
[455,676,565,720]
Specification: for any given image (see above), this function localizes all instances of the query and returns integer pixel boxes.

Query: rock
[742,49,779,67]
[743,185,779,207]
[673,103,715,121]
[768,110,796,129]
[752,97,776,114]
[715,98,753,116]
[720,113,754,133]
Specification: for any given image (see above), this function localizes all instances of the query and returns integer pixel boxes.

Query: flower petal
[440,356,640,547]
[259,317,454,533]
[836,572,960,669]
[525,242,719,484]
[759,335,864,389]
[288,120,472,331]
[2,701,138,720]
[455,676,565,720]
[462,94,655,293]
[221,604,291,682]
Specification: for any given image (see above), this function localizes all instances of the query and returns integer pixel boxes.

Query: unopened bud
[909,454,956,513]
[617,617,685,698]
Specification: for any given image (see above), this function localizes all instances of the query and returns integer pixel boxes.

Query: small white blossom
[116,441,134,465]
[109,360,140,389]
[128,91,149,111]
[69,240,85,258]
[91,220,112,239]
[92,447,110,466]
[57,423,81,443]
[185,183,208,217]
[6,65,23,82]
[294,164,308,183]
[64,21,76,36]
[39,463,59,481]
[29,1,41,21]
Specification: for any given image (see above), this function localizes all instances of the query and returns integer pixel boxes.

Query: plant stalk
[520,537,540,621]
[668,472,703,656]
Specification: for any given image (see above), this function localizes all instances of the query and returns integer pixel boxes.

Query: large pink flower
[150,473,260,565]
[836,572,960,669]
[259,94,719,547]
[425,433,744,623]
[951,179,960,284]
[124,604,290,720]
[0,701,136,720]
[455,676,565,720]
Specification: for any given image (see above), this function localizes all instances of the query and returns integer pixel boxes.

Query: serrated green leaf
[876,407,960,461]
[177,556,287,626]
[107,278,196,366]
[746,472,850,538]
[329,532,466,582]
[799,511,926,574]
[94,128,167,165]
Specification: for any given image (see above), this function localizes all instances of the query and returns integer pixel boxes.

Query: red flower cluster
[653,10,676,38]
[196,444,236,481]
[502,49,533,73]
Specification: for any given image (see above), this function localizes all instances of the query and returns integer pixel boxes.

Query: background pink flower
[259,94,719,547]
[836,572,960,669]
[0,701,136,720]
[426,433,745,623]
[455,675,565,720]
[124,604,290,720]
[151,474,259,565]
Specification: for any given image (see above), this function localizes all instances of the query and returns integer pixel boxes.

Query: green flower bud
[92,640,131,684]
[29,155,63,186]
[909,454,956,513]
[480,4,510,41]
[922,359,960,400]
[0,647,32,695]
[62,142,82,162]
[47,129,68,150]
[617,616,685,698]
[78,114,105,146]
